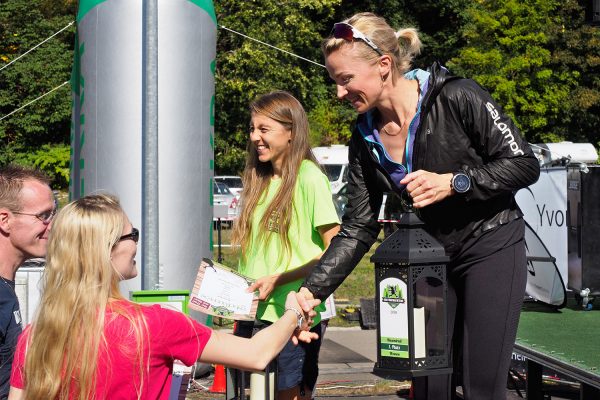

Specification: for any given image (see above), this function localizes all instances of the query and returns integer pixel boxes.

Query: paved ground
[315,327,410,399]
[188,327,410,399]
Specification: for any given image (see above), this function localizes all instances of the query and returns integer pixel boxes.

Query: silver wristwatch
[285,307,304,330]
[451,172,471,194]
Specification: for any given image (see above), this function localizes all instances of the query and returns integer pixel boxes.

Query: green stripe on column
[77,0,108,22]
[70,34,81,95]
[186,0,217,26]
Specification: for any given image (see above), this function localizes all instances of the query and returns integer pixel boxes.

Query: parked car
[20,257,46,269]
[213,181,239,220]
[214,175,243,197]
[333,183,348,219]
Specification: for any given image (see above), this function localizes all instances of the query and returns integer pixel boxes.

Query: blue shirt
[356,69,431,190]
[0,279,22,399]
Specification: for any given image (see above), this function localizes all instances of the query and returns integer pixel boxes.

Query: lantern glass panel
[414,276,445,357]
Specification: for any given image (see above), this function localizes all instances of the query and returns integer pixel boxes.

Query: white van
[532,141,598,167]
[312,145,349,194]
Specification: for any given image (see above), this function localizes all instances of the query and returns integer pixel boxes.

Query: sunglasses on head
[119,227,140,243]
[332,22,383,56]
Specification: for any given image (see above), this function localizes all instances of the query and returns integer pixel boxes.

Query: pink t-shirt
[11,301,212,399]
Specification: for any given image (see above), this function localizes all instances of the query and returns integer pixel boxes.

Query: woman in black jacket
[299,12,540,400]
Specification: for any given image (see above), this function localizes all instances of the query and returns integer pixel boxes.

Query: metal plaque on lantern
[371,206,452,378]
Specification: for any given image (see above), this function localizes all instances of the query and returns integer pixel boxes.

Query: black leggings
[414,228,527,399]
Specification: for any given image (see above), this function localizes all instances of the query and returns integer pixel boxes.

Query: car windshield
[322,165,343,181]
[217,177,242,189]
[213,182,232,195]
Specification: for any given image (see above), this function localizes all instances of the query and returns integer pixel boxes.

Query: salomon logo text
[485,102,524,156]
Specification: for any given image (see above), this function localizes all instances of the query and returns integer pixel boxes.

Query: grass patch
[333,244,376,304]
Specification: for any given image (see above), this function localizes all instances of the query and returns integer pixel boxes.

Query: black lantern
[371,206,452,378]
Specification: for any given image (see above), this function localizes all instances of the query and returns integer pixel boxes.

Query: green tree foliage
[447,0,582,143]
[0,0,74,187]
[548,0,600,147]
[13,143,70,189]
[308,96,355,146]
[1,0,599,182]
[402,0,471,67]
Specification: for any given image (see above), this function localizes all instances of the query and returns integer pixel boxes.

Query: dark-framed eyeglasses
[119,227,140,243]
[332,22,383,56]
[12,208,57,224]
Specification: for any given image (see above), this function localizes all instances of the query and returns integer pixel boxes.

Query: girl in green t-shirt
[232,91,340,400]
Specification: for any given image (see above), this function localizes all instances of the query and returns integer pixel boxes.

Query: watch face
[453,174,471,193]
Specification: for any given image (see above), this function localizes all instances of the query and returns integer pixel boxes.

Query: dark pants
[414,221,527,400]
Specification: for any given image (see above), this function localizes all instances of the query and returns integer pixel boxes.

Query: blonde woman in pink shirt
[9,193,318,400]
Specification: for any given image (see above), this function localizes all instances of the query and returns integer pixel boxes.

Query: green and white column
[70,0,217,294]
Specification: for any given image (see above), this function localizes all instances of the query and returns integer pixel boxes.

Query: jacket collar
[422,61,455,110]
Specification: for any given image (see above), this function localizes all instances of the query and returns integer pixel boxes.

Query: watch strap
[285,307,303,329]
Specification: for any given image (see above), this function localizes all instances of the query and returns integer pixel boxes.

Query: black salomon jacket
[303,63,540,300]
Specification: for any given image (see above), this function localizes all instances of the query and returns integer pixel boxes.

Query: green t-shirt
[238,160,340,324]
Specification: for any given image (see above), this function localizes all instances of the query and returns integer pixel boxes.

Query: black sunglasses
[119,227,140,243]
[332,22,383,56]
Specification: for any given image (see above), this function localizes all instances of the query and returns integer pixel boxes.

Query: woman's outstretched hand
[400,170,454,208]
[285,291,321,345]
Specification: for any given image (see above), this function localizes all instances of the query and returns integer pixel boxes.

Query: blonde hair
[23,194,148,399]
[322,12,422,82]
[232,91,318,264]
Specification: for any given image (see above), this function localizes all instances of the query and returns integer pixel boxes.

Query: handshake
[285,287,320,345]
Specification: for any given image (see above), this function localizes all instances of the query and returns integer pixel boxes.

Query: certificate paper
[189,259,258,321]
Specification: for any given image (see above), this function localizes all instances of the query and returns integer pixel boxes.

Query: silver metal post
[142,0,159,290]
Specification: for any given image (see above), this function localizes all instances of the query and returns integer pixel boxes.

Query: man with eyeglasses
[0,165,54,400]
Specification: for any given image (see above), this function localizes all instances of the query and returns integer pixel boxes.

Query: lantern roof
[371,211,449,264]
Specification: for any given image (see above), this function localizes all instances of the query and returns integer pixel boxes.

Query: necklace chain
[381,122,405,137]
[380,81,419,137]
